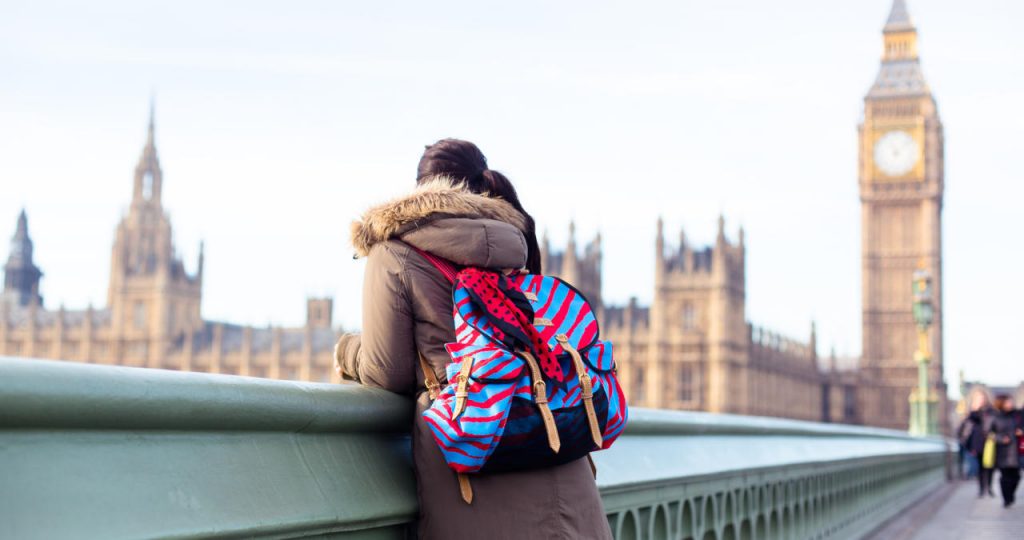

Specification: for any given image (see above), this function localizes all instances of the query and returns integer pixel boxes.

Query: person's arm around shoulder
[334,243,418,395]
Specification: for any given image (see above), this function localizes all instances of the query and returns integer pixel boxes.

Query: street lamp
[909,267,938,436]
[912,269,934,329]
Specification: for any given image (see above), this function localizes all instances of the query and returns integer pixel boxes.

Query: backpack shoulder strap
[406,243,459,284]
[406,243,477,505]
[405,243,459,397]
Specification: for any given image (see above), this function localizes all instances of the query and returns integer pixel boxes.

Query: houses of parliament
[0,111,341,382]
[1,1,944,430]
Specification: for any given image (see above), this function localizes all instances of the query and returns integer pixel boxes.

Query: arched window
[633,366,646,403]
[133,301,146,329]
[682,302,696,330]
[680,364,694,402]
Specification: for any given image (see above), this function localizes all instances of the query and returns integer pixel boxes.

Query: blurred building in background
[0,108,340,382]
[544,219,858,423]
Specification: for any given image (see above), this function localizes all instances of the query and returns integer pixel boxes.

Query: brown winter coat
[336,179,612,540]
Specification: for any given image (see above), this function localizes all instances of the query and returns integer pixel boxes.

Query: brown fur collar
[350,177,528,257]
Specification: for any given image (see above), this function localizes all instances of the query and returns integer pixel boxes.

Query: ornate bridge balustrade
[0,358,948,539]
[599,410,948,539]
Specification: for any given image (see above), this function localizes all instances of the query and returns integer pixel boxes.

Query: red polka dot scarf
[454,268,566,383]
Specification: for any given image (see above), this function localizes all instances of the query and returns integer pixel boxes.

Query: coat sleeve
[337,244,418,395]
[956,418,972,445]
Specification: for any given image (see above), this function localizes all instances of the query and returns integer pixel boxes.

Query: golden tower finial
[882,0,918,61]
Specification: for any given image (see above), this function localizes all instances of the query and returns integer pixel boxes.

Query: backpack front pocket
[423,343,526,472]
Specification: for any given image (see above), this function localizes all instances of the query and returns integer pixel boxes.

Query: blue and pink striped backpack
[412,247,628,503]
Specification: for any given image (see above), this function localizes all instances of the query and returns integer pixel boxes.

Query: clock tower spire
[858,0,945,431]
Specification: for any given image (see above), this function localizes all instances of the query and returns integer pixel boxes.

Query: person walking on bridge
[992,394,1022,508]
[1015,401,1024,472]
[965,396,997,497]
[957,392,989,480]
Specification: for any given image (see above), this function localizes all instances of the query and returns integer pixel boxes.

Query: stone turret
[2,209,44,308]
[648,216,747,412]
[107,104,203,362]
[306,297,334,329]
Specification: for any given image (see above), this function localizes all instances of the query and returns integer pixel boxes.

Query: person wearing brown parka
[335,139,613,539]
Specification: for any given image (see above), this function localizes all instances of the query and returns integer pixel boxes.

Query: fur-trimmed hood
[350,178,529,258]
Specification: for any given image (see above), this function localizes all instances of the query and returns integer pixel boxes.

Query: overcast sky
[2,1,1022,390]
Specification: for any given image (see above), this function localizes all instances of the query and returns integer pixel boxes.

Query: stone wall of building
[543,218,828,422]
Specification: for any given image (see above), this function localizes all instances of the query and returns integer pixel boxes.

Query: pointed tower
[859,0,945,430]
[2,210,44,308]
[540,221,603,312]
[107,105,203,365]
[561,220,579,286]
[646,216,747,412]
[133,101,164,207]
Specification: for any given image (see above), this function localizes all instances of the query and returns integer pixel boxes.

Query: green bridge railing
[0,357,949,539]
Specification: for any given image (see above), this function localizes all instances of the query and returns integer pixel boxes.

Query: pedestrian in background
[965,394,996,497]
[954,405,978,481]
[991,394,1021,508]
[1016,404,1024,471]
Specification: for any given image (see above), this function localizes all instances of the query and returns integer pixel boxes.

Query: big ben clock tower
[859,0,945,431]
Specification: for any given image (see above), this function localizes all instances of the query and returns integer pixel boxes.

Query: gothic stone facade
[543,218,854,423]
[0,111,340,382]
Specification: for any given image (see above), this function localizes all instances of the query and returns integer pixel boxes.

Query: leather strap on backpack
[452,357,474,419]
[406,245,476,503]
[418,354,474,504]
[458,473,473,504]
[520,350,561,453]
[418,353,441,401]
[407,243,455,402]
[556,334,603,449]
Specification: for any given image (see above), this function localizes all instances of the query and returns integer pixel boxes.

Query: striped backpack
[413,247,628,503]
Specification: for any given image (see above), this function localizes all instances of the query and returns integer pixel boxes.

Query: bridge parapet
[0,358,948,539]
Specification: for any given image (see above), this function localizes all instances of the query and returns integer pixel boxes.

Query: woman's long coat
[336,180,612,540]
[992,410,1020,469]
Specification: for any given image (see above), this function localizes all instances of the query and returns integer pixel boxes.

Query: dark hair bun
[415,139,543,274]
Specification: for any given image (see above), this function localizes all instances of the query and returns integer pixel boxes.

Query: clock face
[874,130,919,177]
